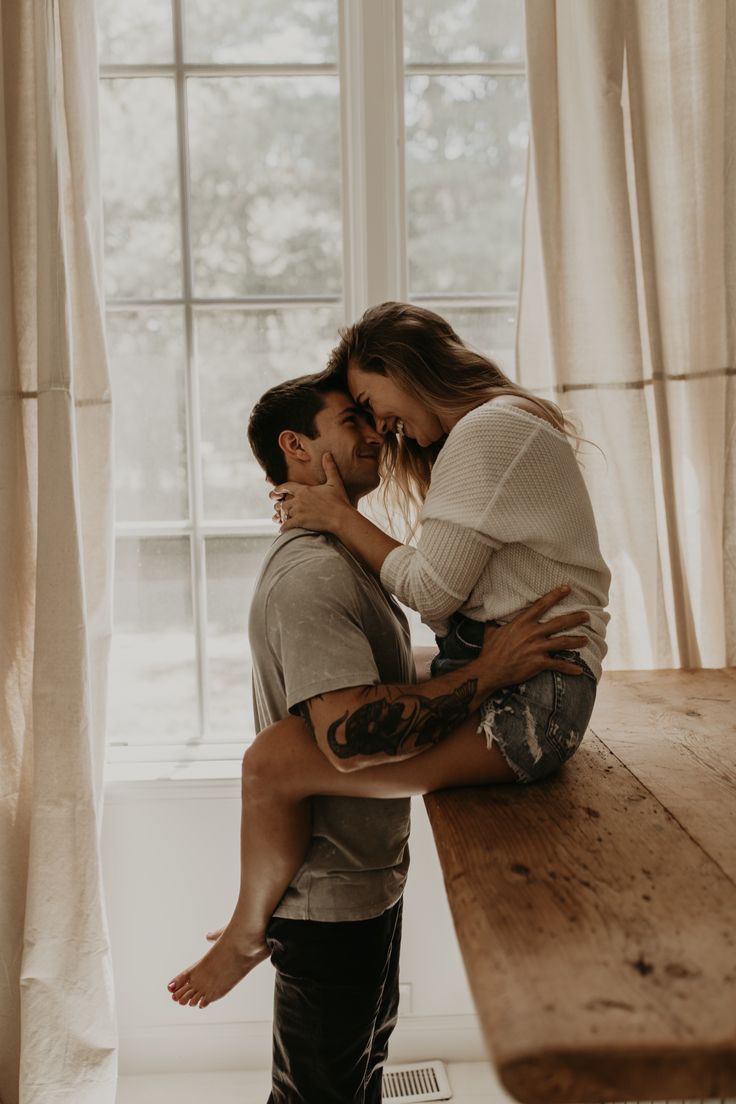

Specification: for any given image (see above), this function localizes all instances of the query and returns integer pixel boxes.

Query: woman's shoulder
[483,394,560,428]
[430,396,573,496]
[446,395,564,448]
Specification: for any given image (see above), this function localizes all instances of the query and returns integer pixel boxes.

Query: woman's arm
[331,503,401,575]
[273,453,401,575]
[380,520,493,625]
[275,454,494,613]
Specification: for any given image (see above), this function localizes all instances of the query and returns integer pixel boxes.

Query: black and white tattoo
[300,680,477,761]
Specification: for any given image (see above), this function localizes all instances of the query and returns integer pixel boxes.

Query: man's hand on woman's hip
[480,586,590,690]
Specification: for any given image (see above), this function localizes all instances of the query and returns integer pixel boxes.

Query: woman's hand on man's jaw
[270,453,354,535]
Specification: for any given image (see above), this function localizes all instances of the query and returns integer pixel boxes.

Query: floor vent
[381,1060,452,1102]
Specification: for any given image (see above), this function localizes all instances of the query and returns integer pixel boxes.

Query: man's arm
[300,586,590,772]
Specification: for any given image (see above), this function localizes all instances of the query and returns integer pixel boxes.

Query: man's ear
[277,429,311,466]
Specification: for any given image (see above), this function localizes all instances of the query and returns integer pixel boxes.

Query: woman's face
[347,362,446,447]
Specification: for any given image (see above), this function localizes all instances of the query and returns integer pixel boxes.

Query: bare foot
[206,926,225,942]
[167,924,269,1009]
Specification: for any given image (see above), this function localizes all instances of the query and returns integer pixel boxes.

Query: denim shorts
[430,613,597,785]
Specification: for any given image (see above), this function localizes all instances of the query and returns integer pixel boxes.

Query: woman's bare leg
[168,712,513,1008]
[167,724,312,1008]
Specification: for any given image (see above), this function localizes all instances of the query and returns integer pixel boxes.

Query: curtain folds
[519,0,735,669]
[0,2,117,1101]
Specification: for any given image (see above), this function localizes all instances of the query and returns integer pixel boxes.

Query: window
[404,0,526,364]
[98,0,527,765]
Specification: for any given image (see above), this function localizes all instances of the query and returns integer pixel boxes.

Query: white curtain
[0,1,117,1101]
[518,0,735,670]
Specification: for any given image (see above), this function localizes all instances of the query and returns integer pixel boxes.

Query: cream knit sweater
[380,402,611,681]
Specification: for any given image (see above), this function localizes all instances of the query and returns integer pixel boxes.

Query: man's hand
[480,586,590,688]
[300,586,591,773]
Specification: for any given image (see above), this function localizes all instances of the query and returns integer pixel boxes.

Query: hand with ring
[269,453,353,534]
[270,493,292,525]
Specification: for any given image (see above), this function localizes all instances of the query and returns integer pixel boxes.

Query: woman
[168,302,610,1008]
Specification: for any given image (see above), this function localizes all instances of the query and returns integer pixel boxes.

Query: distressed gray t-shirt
[249,528,414,922]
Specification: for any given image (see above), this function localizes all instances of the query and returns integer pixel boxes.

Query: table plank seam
[588,721,736,891]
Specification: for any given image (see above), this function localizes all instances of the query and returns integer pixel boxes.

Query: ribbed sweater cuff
[380,543,416,598]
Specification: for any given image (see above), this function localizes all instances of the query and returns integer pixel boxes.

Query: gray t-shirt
[249,528,414,921]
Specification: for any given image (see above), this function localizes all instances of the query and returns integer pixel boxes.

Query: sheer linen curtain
[518,0,735,670]
[0,2,117,1101]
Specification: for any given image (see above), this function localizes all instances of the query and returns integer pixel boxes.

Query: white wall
[101,783,486,1075]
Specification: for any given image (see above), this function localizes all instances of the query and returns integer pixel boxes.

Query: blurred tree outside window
[97,0,526,762]
[404,0,526,371]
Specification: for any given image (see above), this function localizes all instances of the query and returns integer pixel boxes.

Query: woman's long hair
[324,301,578,529]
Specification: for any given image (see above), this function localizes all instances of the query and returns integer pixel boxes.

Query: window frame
[100,0,525,772]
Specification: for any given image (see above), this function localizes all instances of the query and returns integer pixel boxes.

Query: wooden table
[424,669,736,1103]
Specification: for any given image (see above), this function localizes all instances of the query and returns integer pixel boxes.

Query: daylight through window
[97,0,527,762]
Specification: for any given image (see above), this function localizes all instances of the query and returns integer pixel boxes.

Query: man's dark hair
[247,372,343,485]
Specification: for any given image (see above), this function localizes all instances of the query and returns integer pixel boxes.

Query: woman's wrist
[331,499,359,538]
[331,504,401,575]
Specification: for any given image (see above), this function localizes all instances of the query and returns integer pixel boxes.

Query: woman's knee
[242,716,309,793]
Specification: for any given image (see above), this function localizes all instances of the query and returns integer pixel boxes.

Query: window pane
[418,302,518,377]
[194,305,343,519]
[96,0,173,65]
[206,535,274,740]
[184,0,338,63]
[108,308,188,522]
[110,538,198,744]
[187,77,342,297]
[406,75,528,295]
[404,0,525,65]
[99,79,182,298]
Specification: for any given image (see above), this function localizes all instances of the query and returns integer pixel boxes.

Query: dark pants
[265,898,403,1103]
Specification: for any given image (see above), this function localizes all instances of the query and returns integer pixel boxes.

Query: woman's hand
[271,453,354,534]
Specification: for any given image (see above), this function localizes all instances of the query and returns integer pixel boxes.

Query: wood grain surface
[424,669,736,1104]
[594,670,736,881]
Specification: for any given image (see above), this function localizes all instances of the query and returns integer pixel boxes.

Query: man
[238,372,587,1103]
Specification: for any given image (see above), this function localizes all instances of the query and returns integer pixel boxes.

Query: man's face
[295,391,383,501]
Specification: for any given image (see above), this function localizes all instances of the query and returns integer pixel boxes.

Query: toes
[168,973,191,995]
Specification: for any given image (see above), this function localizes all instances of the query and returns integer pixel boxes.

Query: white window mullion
[172,0,209,737]
[339,0,407,321]
[106,295,341,309]
[101,62,338,78]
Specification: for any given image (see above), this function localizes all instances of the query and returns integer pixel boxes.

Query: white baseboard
[119,1013,486,1075]
[388,1014,486,1064]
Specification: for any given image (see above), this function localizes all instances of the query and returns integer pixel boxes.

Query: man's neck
[283,469,363,509]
